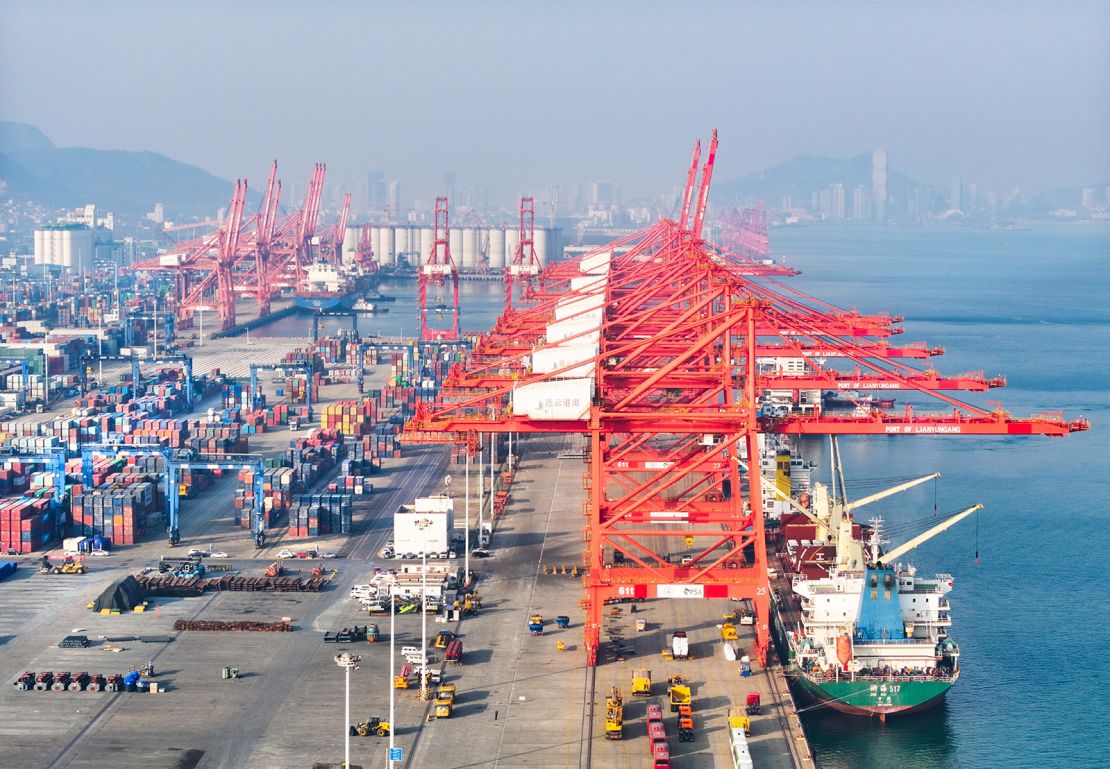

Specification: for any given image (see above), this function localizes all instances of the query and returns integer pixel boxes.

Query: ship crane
[870,504,983,567]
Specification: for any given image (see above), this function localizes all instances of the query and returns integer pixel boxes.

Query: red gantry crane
[133,161,339,331]
[420,197,461,341]
[401,132,1088,669]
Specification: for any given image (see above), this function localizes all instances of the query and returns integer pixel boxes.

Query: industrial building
[344,223,560,272]
[33,224,94,270]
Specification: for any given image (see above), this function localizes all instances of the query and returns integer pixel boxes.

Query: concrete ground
[0,349,811,769]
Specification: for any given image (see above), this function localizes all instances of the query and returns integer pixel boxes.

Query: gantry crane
[399,131,1088,670]
[419,197,460,341]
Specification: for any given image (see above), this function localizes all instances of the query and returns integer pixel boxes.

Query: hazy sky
[2,1,1107,205]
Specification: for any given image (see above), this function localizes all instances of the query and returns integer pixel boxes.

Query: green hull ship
[767,449,977,720]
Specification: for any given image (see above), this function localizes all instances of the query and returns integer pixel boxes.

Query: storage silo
[33,230,44,265]
[370,227,382,264]
[419,227,434,265]
[461,227,478,271]
[487,227,506,270]
[533,228,548,268]
[504,227,520,269]
[448,227,463,269]
[61,231,74,269]
[343,226,360,264]
[394,227,411,267]
[378,226,395,266]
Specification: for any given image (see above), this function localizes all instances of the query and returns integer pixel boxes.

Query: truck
[668,675,691,713]
[727,705,752,736]
[677,704,695,742]
[605,687,624,739]
[671,630,689,660]
[434,683,456,718]
[631,668,652,697]
[720,621,738,640]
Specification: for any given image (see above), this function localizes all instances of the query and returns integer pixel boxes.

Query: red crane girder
[401,130,1088,670]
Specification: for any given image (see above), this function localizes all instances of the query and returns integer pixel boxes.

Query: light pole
[388,581,397,769]
[334,651,361,769]
[413,517,434,701]
[464,445,470,584]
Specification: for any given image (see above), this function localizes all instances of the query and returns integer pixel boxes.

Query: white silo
[394,227,411,267]
[461,227,478,271]
[370,227,382,264]
[343,226,360,264]
[378,226,395,266]
[33,230,45,265]
[533,228,549,268]
[448,227,463,269]
[504,227,520,269]
[487,227,506,269]
[61,231,74,269]
[419,227,434,265]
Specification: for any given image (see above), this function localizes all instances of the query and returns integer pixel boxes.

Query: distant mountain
[714,152,920,205]
[0,121,234,220]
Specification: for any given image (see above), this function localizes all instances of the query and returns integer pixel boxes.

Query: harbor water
[251,224,1109,769]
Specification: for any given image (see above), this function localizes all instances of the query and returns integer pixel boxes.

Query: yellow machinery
[604,687,624,739]
[435,683,456,718]
[435,630,455,649]
[40,557,86,575]
[350,717,391,736]
[668,674,691,712]
[631,668,652,697]
[721,622,738,640]
[728,705,752,735]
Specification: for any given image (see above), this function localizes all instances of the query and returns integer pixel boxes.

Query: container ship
[765,439,979,720]
[295,262,363,311]
[822,390,896,409]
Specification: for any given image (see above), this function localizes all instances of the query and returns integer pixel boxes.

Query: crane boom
[845,472,941,512]
[880,503,983,564]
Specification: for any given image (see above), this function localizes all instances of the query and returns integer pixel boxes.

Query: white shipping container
[569,274,607,293]
[554,291,605,320]
[546,314,603,343]
[532,343,598,378]
[512,378,593,421]
[580,250,612,274]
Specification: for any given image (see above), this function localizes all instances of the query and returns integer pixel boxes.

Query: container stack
[319,400,377,436]
[69,483,152,544]
[0,496,53,553]
[287,493,352,538]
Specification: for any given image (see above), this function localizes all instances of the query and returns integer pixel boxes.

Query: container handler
[349,716,391,736]
[605,687,624,739]
[721,622,738,641]
[668,674,691,713]
[632,668,652,697]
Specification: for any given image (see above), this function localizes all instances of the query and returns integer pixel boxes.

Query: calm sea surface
[256,223,1109,769]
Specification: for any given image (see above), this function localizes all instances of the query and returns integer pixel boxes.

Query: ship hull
[295,291,358,311]
[794,671,954,718]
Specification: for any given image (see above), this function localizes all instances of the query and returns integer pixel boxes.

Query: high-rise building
[589,181,619,207]
[1081,188,1095,208]
[441,172,457,205]
[367,172,386,210]
[871,149,887,222]
[387,181,401,214]
[949,177,962,211]
[830,183,845,220]
[851,185,868,219]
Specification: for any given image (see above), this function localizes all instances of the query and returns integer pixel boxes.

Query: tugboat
[351,297,388,313]
[769,438,980,719]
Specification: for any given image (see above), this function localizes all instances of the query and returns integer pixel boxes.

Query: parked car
[277,549,295,559]
[471,548,491,558]
[320,552,337,559]
[209,551,229,558]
